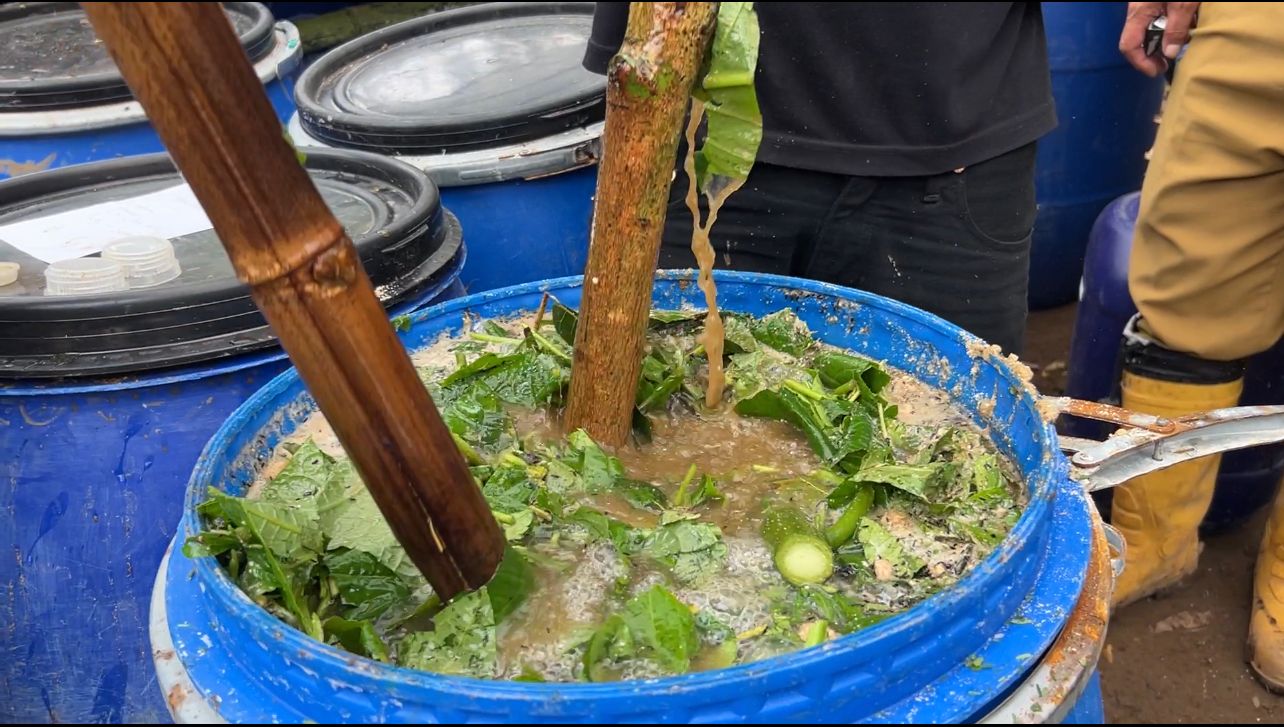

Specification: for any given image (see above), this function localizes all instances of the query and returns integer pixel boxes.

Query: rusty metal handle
[1054,401,1284,492]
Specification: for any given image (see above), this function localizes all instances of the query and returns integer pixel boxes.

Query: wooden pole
[563,2,718,447]
[81,2,504,599]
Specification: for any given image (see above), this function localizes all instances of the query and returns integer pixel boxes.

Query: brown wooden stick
[81,2,503,599]
[563,2,717,446]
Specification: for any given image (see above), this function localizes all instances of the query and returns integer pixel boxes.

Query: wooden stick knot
[309,241,359,290]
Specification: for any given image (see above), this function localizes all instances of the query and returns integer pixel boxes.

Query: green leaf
[324,549,411,622]
[524,327,572,363]
[515,665,547,682]
[832,405,875,471]
[501,509,535,542]
[442,352,508,386]
[749,309,812,356]
[616,478,669,512]
[399,589,497,678]
[785,586,885,635]
[814,351,874,389]
[482,320,513,339]
[317,460,361,532]
[693,610,738,670]
[391,315,411,333]
[324,617,389,662]
[487,547,536,623]
[856,463,946,501]
[858,518,924,578]
[649,309,703,326]
[826,480,860,509]
[694,1,762,188]
[969,453,1009,502]
[565,507,642,554]
[260,440,335,509]
[182,530,240,559]
[736,388,837,463]
[695,609,736,645]
[238,545,279,597]
[552,300,578,345]
[441,388,514,453]
[323,482,419,581]
[443,350,568,408]
[675,472,724,509]
[543,458,583,496]
[723,315,758,354]
[482,465,538,514]
[564,429,624,493]
[643,519,727,584]
[863,366,892,395]
[212,493,322,560]
[240,542,318,639]
[637,369,684,413]
[584,586,699,679]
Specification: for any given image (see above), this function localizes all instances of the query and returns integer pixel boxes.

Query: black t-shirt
[583,2,1056,177]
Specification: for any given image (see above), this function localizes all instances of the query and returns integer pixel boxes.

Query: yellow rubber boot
[1110,371,1244,608]
[1249,483,1284,693]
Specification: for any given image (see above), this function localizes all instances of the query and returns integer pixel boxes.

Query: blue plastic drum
[0,2,301,181]
[0,149,467,723]
[1031,2,1166,309]
[149,272,1112,723]
[287,2,603,295]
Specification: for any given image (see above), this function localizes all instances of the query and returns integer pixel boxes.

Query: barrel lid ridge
[0,149,461,377]
[295,2,604,155]
[0,2,276,110]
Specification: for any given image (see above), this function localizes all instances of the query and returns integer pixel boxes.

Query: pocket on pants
[960,142,1038,246]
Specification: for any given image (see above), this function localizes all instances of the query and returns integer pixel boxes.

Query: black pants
[658,143,1038,355]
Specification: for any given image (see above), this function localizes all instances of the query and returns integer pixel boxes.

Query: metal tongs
[1054,400,1284,492]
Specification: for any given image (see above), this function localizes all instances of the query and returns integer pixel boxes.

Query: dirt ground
[1023,305,1283,724]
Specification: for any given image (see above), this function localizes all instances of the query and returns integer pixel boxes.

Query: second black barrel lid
[296,2,604,155]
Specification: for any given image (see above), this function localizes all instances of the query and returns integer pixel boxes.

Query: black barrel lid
[0,148,463,378]
[296,2,604,155]
[0,2,276,111]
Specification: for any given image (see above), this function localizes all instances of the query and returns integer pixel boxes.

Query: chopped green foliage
[584,586,699,679]
[191,302,1023,684]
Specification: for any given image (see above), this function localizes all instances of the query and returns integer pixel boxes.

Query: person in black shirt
[583,2,1056,355]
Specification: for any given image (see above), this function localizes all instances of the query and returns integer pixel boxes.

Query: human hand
[1119,2,1199,77]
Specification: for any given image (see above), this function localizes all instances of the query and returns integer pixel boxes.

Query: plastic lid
[44,257,128,296]
[0,149,462,378]
[295,2,604,155]
[102,236,182,288]
[0,2,275,110]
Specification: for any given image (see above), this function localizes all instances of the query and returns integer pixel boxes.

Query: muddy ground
[1024,305,1283,724]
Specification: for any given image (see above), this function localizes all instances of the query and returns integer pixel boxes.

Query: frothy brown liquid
[682,100,744,409]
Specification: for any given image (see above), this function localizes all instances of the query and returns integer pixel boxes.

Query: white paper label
[0,184,212,263]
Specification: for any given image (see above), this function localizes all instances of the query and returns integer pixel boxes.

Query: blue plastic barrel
[0,3,301,181]
[1031,2,1166,309]
[0,149,466,724]
[150,271,1109,723]
[1066,191,1284,533]
[287,2,603,295]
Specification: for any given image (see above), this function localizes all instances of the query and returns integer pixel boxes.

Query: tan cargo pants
[1129,2,1284,362]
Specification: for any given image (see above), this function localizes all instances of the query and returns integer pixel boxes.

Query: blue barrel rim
[0,243,464,396]
[168,270,1091,722]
